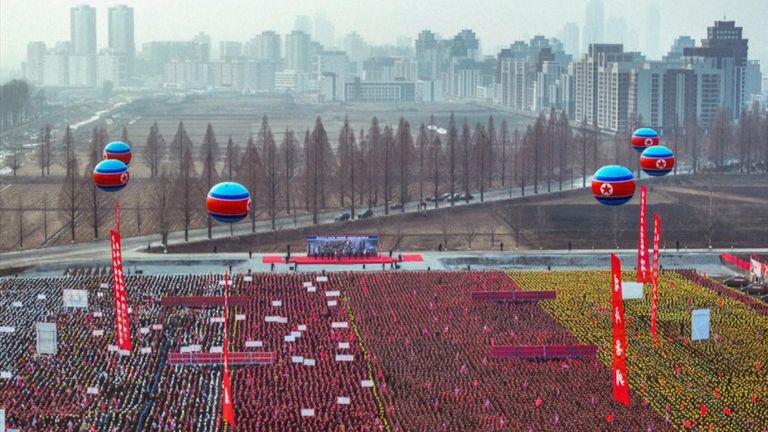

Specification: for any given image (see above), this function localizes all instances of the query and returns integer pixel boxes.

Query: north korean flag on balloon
[110,229,132,352]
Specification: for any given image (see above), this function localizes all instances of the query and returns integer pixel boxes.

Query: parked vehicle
[358,209,373,219]
[390,203,403,210]
[334,212,351,222]
[723,275,750,288]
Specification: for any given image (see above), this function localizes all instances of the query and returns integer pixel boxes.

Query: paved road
[0,178,591,270]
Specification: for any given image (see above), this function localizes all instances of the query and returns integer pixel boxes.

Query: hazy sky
[1,0,767,76]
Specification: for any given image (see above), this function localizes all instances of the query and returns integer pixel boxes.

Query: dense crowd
[676,269,768,316]
[308,240,379,259]
[510,269,768,431]
[343,271,670,431]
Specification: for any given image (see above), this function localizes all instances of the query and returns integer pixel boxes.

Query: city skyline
[2,0,768,79]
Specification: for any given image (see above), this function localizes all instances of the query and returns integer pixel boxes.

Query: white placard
[303,359,316,366]
[245,340,263,348]
[235,314,245,321]
[93,312,103,318]
[307,287,317,293]
[11,302,22,308]
[180,346,191,353]
[278,317,288,323]
[272,300,282,307]
[335,354,354,362]
[37,294,46,300]
[303,282,312,288]
[284,335,295,342]
[0,327,15,333]
[325,290,340,297]
[139,327,150,334]
[107,344,118,352]
[0,408,5,432]
[210,346,223,353]
[118,349,130,356]
[99,283,108,289]
[210,317,224,323]
[63,289,88,308]
[140,347,152,354]
[337,396,351,405]
[265,316,286,323]
[244,276,253,282]
[327,300,338,307]
[189,344,201,352]
[291,331,302,338]
[152,324,163,330]
[36,322,57,355]
[301,408,315,417]
[87,387,99,394]
[316,276,328,282]
[292,356,304,363]
[0,371,12,379]
[361,380,374,388]
[97,292,104,298]
[331,322,348,329]
[338,342,350,349]
[622,282,644,300]
[298,325,307,331]
[92,330,104,336]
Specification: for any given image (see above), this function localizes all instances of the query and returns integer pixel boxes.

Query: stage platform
[262,254,424,265]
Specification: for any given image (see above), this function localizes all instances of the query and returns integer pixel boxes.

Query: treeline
[2,104,768,249]
[0,79,45,130]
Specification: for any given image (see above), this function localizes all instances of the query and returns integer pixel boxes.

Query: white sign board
[316,276,328,282]
[307,287,317,293]
[284,335,295,342]
[0,372,12,379]
[622,282,644,300]
[210,346,223,353]
[272,300,282,307]
[118,349,130,356]
[92,330,104,337]
[291,331,302,338]
[0,327,15,333]
[327,300,338,307]
[107,344,118,352]
[36,322,57,355]
[87,387,99,394]
[303,359,316,366]
[235,314,246,321]
[301,408,315,417]
[292,356,304,363]
[37,294,46,300]
[0,408,5,432]
[337,396,351,405]
[11,302,22,308]
[338,342,350,349]
[297,325,307,331]
[63,289,88,308]
[331,322,348,329]
[97,292,104,298]
[93,312,103,318]
[692,309,711,341]
[152,324,163,330]
[139,327,150,334]
[210,317,224,324]
[361,380,374,388]
[325,290,340,297]
[99,283,108,289]
[335,354,354,362]
[140,347,152,354]
[303,282,312,288]
[245,340,263,348]
[244,276,253,282]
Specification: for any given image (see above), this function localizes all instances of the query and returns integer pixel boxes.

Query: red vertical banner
[222,272,236,427]
[610,254,630,406]
[650,214,661,338]
[109,229,131,351]
[637,186,651,282]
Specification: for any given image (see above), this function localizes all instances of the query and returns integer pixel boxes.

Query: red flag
[611,254,630,406]
[110,229,131,351]
[222,271,236,426]
[637,186,651,282]
[650,214,661,338]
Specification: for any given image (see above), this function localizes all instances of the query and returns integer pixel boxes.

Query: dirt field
[163,174,768,254]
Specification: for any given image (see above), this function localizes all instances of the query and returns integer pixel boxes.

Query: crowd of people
[676,269,768,316]
[510,269,768,431]
[343,270,670,431]
[1,268,764,430]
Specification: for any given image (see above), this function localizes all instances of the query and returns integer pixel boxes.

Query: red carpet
[262,254,423,265]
